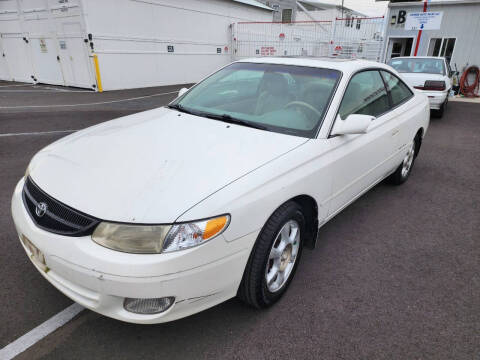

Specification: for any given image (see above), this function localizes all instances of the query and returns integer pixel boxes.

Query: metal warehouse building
[384,0,480,72]
[0,0,272,90]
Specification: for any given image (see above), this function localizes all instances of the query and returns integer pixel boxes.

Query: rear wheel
[388,136,418,185]
[238,201,305,308]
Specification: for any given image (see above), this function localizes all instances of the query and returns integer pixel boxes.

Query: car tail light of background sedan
[414,80,446,91]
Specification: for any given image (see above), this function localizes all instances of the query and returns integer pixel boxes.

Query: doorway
[0,38,10,81]
[0,34,34,83]
[57,22,95,89]
[30,36,65,85]
[386,37,414,61]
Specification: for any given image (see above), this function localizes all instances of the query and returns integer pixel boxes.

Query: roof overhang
[298,1,337,9]
[232,0,273,11]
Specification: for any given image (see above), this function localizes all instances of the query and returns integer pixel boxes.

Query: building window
[345,16,351,27]
[428,37,456,63]
[428,38,442,56]
[282,8,292,23]
[356,18,361,29]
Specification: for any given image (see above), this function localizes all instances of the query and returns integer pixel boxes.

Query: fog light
[123,297,175,315]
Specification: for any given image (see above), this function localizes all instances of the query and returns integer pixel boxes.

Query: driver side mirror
[177,87,189,97]
[331,114,375,136]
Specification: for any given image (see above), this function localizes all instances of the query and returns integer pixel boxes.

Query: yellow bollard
[92,54,103,92]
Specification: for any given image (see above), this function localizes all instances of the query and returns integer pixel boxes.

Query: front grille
[22,177,99,236]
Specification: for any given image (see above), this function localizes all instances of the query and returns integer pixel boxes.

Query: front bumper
[11,178,257,324]
[416,89,448,110]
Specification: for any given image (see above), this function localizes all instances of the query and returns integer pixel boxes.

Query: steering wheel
[284,101,322,118]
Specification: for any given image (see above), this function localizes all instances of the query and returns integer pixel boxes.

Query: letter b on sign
[398,10,406,24]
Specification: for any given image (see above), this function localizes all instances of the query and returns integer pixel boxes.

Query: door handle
[391,129,399,136]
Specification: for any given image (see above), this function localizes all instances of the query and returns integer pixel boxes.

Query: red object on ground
[460,66,480,97]
[414,0,428,56]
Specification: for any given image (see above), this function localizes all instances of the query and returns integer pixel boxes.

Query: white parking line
[0,303,84,360]
[0,90,91,93]
[0,84,33,88]
[0,84,90,92]
[37,86,91,93]
[0,129,78,137]
[0,90,179,109]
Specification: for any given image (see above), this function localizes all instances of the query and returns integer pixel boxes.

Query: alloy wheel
[401,142,415,178]
[265,220,300,293]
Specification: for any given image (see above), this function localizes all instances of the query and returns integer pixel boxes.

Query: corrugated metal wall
[385,2,480,70]
[0,0,95,87]
[0,0,272,90]
[83,0,272,90]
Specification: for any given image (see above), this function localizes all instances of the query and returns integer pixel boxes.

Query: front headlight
[91,215,230,254]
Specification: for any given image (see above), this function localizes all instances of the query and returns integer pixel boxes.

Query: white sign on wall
[405,11,443,30]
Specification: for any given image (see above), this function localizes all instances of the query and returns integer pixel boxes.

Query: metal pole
[92,54,103,92]
[413,0,427,56]
[341,0,344,18]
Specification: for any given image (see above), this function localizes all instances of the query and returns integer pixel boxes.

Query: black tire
[238,201,305,308]
[388,135,419,185]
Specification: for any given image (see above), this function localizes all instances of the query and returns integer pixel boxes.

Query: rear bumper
[11,178,258,324]
[416,89,448,110]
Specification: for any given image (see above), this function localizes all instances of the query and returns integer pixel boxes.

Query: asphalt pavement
[0,81,478,359]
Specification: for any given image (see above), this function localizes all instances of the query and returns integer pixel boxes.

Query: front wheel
[238,201,305,308]
[388,136,418,185]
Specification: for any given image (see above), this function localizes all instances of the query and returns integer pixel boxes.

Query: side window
[381,71,413,107]
[339,70,390,119]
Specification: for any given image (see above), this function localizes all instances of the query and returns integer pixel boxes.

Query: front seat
[255,72,291,115]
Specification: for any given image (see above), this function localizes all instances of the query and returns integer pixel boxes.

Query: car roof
[236,57,391,73]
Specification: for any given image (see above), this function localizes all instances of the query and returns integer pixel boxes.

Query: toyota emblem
[35,202,48,217]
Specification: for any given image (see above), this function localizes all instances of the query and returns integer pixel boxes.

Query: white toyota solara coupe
[12,57,429,324]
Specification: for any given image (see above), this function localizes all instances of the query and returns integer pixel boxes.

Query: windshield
[170,62,341,138]
[388,58,445,75]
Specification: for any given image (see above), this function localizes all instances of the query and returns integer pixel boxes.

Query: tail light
[414,80,446,91]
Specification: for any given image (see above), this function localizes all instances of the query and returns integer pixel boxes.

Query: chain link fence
[233,17,386,62]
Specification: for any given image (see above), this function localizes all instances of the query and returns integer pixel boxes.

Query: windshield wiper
[166,103,197,115]
[202,113,267,130]
[167,105,267,130]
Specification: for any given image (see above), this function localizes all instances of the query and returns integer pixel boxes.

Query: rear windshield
[388,58,445,75]
[171,62,341,138]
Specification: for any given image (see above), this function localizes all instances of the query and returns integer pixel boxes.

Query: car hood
[28,107,308,223]
[398,72,446,88]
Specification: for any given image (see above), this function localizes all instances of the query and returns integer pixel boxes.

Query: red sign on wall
[260,46,276,56]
